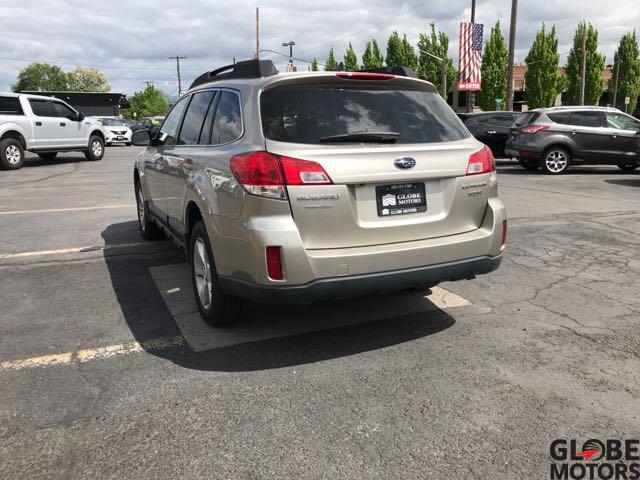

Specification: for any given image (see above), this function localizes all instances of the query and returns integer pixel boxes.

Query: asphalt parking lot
[1,147,639,479]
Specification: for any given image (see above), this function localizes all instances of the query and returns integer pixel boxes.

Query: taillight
[335,72,395,80]
[521,125,550,134]
[501,220,507,249]
[230,151,333,199]
[266,246,283,280]
[466,145,496,176]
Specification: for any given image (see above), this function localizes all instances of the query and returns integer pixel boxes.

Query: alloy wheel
[92,140,102,157]
[193,237,213,310]
[5,145,21,165]
[545,150,568,173]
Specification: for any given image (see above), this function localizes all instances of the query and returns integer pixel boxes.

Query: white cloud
[1,0,637,95]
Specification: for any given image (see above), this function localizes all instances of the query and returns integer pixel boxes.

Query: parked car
[131,60,507,325]
[0,93,106,170]
[130,116,164,132]
[458,111,517,158]
[96,117,133,146]
[506,106,640,174]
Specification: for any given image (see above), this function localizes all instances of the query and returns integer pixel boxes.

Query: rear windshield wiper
[319,131,400,143]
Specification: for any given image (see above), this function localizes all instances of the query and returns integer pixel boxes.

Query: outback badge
[394,157,416,169]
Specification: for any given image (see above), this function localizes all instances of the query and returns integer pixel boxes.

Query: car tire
[617,161,639,172]
[518,159,539,170]
[135,181,165,240]
[542,147,571,175]
[37,152,57,161]
[0,138,25,170]
[84,135,105,161]
[190,220,243,326]
[125,142,132,147]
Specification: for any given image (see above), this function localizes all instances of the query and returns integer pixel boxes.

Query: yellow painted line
[0,242,150,259]
[0,336,185,372]
[0,204,135,215]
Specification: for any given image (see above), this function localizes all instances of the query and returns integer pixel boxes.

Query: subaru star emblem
[394,157,416,169]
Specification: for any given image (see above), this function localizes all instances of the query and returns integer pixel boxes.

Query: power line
[258,49,324,67]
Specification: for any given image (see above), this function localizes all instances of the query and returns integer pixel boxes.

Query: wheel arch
[0,129,27,149]
[542,142,574,160]
[89,129,105,143]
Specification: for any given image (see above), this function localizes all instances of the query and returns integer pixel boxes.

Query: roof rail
[358,66,418,78]
[189,59,279,90]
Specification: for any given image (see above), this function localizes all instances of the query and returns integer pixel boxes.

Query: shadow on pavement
[606,178,640,187]
[23,154,87,168]
[101,221,456,372]
[497,165,632,175]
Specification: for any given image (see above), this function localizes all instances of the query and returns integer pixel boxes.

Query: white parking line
[0,336,185,372]
[0,204,135,215]
[0,242,150,259]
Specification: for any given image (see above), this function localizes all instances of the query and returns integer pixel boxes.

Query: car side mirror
[77,112,85,122]
[132,129,152,146]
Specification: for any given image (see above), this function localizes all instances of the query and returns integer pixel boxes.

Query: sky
[1,0,638,97]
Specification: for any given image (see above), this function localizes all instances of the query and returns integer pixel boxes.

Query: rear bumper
[219,255,502,304]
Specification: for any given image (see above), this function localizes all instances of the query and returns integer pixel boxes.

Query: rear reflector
[266,246,283,280]
[466,145,496,176]
[521,125,550,134]
[501,220,507,248]
[335,72,395,80]
[230,151,333,199]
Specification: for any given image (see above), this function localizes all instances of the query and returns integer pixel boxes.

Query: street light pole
[506,0,518,111]
[419,49,447,101]
[579,27,587,105]
[282,41,295,65]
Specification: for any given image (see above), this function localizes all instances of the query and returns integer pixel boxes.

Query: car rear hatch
[259,74,492,250]
[509,111,541,143]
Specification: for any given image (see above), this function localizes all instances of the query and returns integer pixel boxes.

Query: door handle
[571,130,577,135]
[60,122,66,126]
[487,130,497,135]
[35,121,42,126]
[612,134,617,139]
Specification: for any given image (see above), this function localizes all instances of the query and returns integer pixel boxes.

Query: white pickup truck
[0,93,107,170]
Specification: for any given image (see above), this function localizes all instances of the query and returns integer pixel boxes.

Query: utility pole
[506,0,518,111]
[255,7,260,59]
[579,26,587,105]
[613,58,621,107]
[467,0,477,113]
[169,56,187,96]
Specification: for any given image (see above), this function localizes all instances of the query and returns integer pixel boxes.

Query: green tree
[565,22,605,105]
[362,40,385,68]
[610,31,640,113]
[416,23,456,95]
[524,24,565,109]
[477,22,508,111]
[401,34,418,70]
[310,58,319,71]
[325,47,339,71]
[67,66,111,92]
[122,85,169,119]
[344,42,359,70]
[385,31,405,67]
[12,62,69,92]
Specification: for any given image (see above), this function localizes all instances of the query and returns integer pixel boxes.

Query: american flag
[458,22,483,91]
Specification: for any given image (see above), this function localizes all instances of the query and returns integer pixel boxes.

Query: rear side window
[515,112,539,126]
[178,91,215,145]
[212,91,242,144]
[29,99,55,117]
[261,86,468,144]
[548,112,572,125]
[570,111,604,128]
[489,114,516,127]
[0,96,23,115]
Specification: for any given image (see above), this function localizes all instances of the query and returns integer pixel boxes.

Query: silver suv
[132,60,507,325]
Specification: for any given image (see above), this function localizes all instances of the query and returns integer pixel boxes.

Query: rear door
[27,99,62,149]
[605,111,640,162]
[567,111,608,161]
[261,79,488,250]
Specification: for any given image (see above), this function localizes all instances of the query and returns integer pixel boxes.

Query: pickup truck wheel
[37,152,57,160]
[135,181,164,240]
[0,138,25,170]
[190,220,243,326]
[84,135,104,161]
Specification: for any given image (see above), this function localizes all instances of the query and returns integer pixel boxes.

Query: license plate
[117,136,125,140]
[376,183,427,217]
